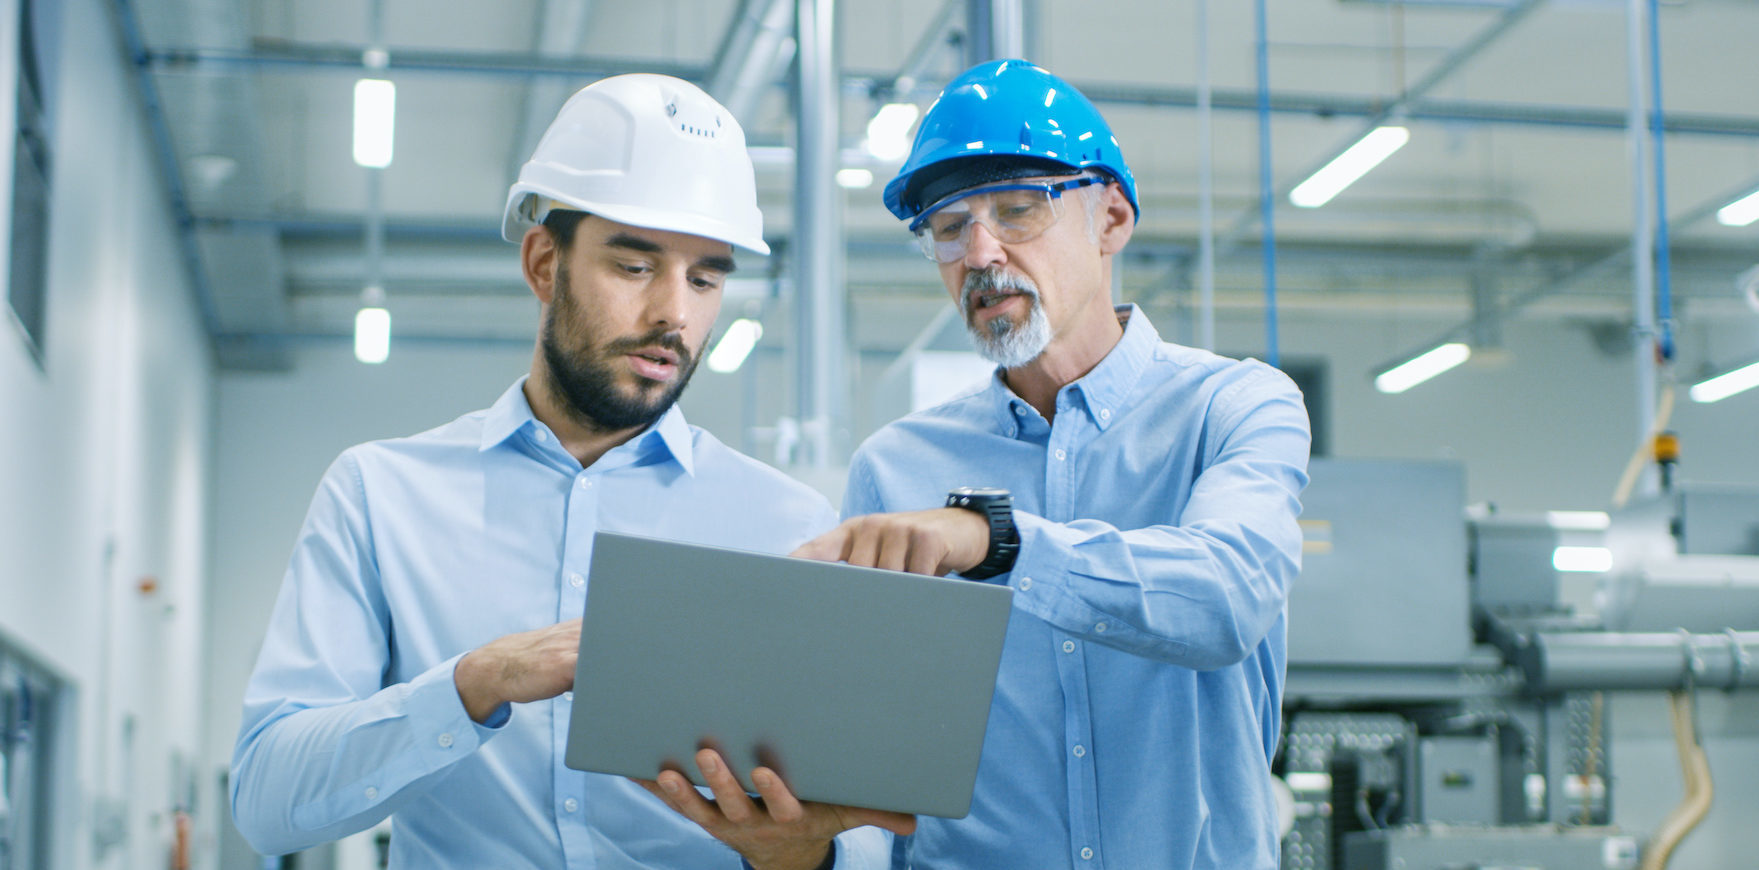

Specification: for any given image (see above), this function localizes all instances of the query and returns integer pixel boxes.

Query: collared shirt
[231,378,887,868]
[843,306,1310,869]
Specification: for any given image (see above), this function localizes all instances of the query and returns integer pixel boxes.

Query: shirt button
[569,572,585,589]
[578,478,592,489]
[437,733,454,748]
[563,691,574,701]
[1018,576,1033,591]
[1062,640,1075,653]
[1099,409,1110,420]
[535,429,549,442]
[563,798,579,813]
[1054,448,1066,461]
[1095,622,1108,633]
[1073,745,1086,758]
[364,786,378,800]
[1081,847,1094,860]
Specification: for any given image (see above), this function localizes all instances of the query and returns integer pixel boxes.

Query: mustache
[603,329,693,365]
[961,268,1039,310]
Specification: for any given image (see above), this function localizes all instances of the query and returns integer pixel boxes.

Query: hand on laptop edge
[634,747,917,870]
[791,508,988,576]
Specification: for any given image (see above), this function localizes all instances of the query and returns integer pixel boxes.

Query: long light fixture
[835,168,874,189]
[1553,546,1613,573]
[353,78,396,168]
[864,102,920,162]
[354,285,391,364]
[1716,188,1759,227]
[706,318,763,373]
[1689,360,1759,403]
[1290,125,1410,208]
[1374,342,1471,394]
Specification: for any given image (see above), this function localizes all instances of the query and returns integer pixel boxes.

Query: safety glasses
[910,176,1104,263]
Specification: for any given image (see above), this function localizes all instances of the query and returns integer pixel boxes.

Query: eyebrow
[604,232,736,275]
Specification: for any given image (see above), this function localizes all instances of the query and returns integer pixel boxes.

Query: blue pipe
[1647,0,1674,361]
[1254,0,1279,367]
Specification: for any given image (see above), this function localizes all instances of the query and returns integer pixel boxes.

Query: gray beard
[962,269,1052,369]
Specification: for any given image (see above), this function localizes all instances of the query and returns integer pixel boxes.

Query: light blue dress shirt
[844,306,1310,869]
[231,378,888,868]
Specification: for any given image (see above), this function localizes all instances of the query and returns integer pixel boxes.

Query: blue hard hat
[883,59,1139,223]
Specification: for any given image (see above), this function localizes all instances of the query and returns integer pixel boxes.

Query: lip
[969,291,1027,320]
[625,347,681,381]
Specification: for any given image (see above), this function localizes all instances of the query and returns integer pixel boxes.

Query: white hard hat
[502,74,769,255]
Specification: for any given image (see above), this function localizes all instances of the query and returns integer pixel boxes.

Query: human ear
[1096,185,1135,256]
[521,227,560,305]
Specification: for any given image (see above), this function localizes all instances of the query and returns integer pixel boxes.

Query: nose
[960,220,1008,270]
[644,270,694,330]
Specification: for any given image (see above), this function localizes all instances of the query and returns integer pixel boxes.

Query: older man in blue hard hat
[230,74,907,870]
[680,59,1309,868]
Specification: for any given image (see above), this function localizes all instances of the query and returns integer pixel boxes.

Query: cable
[1639,690,1713,870]
[1611,383,1675,509]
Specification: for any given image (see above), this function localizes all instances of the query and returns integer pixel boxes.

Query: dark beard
[540,264,704,432]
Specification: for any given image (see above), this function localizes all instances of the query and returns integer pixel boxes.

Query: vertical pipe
[1625,0,1658,495]
[1195,0,1215,352]
[1646,0,1674,362]
[793,0,842,469]
[1254,0,1279,367]
[965,0,1024,63]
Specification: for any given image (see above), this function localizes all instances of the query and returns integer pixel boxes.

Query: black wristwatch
[946,487,1019,580]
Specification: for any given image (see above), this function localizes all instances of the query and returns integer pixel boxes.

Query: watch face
[951,486,1008,499]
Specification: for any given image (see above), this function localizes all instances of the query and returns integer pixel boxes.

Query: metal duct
[707,0,795,123]
[1521,630,1759,692]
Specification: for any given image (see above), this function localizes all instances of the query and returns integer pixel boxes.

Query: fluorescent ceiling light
[1290,125,1410,208]
[1374,342,1470,394]
[1689,359,1759,403]
[1716,188,1759,227]
[1553,546,1612,573]
[707,318,763,374]
[353,79,396,168]
[1546,510,1611,531]
[836,168,874,189]
[355,305,391,364]
[865,102,921,162]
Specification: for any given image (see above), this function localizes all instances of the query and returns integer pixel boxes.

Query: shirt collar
[479,376,696,476]
[985,303,1158,434]
[1070,304,1157,431]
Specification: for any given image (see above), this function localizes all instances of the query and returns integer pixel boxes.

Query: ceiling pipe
[706,0,795,124]
[507,0,596,182]
[885,0,961,100]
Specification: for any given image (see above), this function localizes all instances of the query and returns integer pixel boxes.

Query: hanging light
[1374,342,1470,394]
[1290,126,1410,208]
[354,285,391,364]
[353,78,396,168]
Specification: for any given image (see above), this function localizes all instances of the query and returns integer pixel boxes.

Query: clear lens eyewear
[911,176,1103,263]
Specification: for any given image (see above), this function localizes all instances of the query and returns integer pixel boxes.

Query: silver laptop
[564,531,1014,819]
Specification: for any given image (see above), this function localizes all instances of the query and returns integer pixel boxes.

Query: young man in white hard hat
[230,74,908,870]
[670,60,1311,868]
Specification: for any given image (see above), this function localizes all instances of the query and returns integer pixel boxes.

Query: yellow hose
[1612,384,1675,509]
[1639,689,1714,870]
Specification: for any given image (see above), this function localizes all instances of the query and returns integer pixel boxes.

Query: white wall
[0,0,215,867]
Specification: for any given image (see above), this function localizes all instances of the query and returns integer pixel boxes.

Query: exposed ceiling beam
[145,43,1759,139]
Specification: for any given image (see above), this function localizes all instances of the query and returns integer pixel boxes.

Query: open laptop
[564,531,1014,819]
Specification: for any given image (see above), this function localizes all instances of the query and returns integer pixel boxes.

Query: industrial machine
[1280,459,1759,870]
